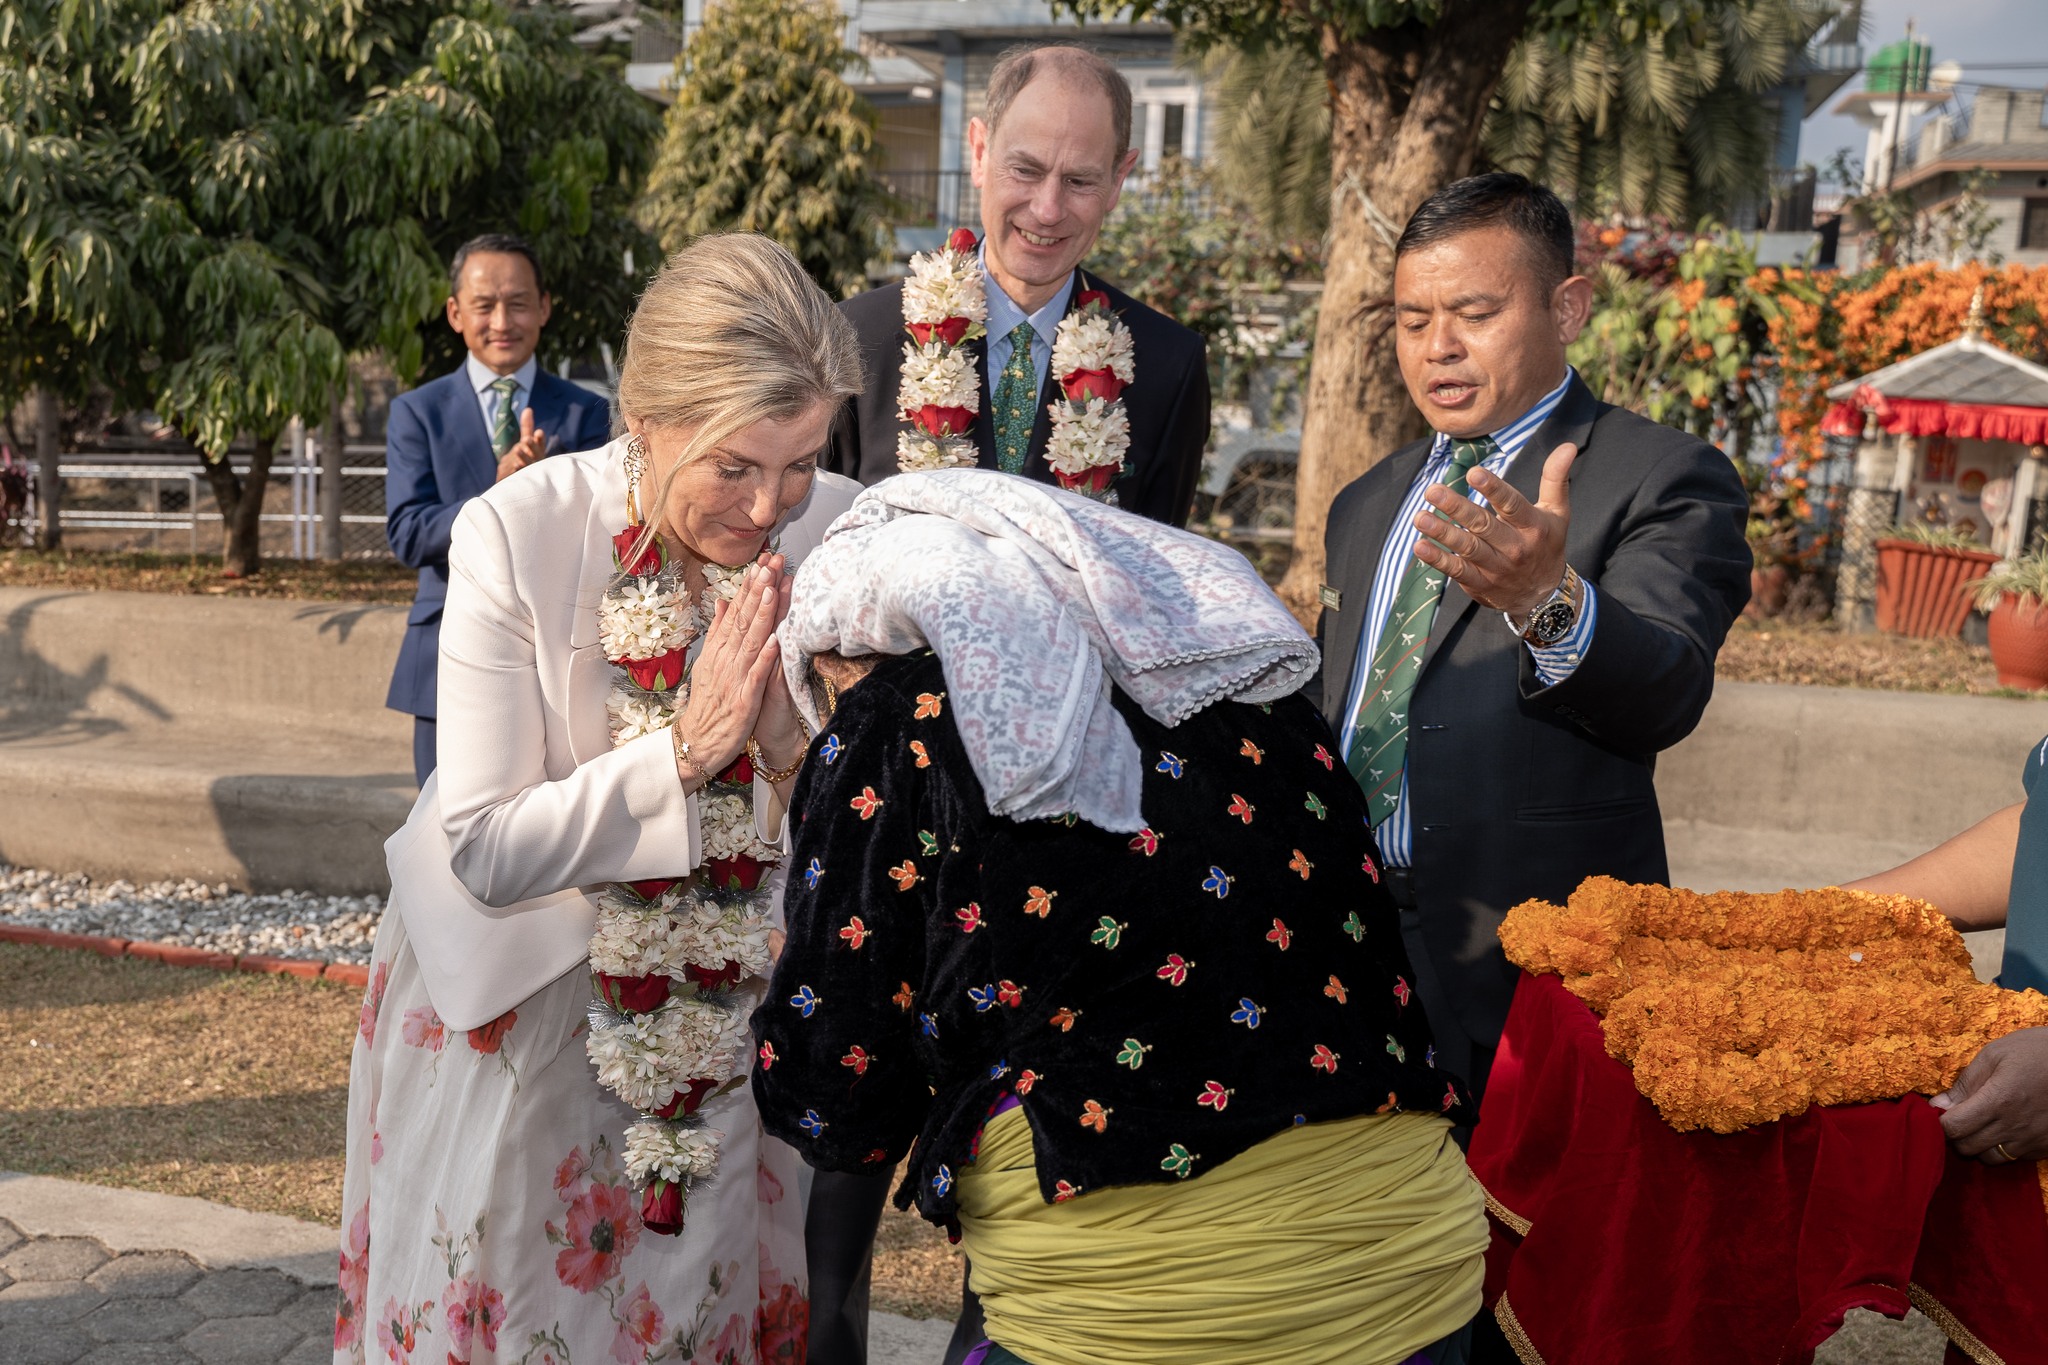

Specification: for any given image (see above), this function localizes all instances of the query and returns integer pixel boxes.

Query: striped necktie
[488,376,520,457]
[1343,436,1495,826]
[991,322,1038,474]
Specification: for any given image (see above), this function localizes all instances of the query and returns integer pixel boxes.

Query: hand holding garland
[670,554,786,788]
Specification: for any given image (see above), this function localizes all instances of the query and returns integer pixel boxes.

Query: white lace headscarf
[779,469,1318,833]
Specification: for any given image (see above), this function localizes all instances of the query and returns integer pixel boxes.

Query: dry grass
[0,940,967,1317]
[0,941,357,1225]
[0,547,416,602]
[1719,617,2047,699]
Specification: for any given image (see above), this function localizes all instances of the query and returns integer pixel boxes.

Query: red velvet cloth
[1469,972,2048,1364]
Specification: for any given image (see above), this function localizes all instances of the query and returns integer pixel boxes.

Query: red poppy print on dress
[356,962,388,1045]
[466,1009,516,1054]
[554,1181,641,1292]
[400,1005,445,1052]
[849,787,883,820]
[443,1274,506,1358]
[1266,919,1293,950]
[610,1283,664,1363]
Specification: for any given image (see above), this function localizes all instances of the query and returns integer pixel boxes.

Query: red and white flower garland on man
[896,228,988,472]
[1045,290,1134,497]
[895,231,1136,497]
[586,459,784,1235]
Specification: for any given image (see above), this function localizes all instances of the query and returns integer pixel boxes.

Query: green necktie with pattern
[1343,435,1496,826]
[488,375,520,458]
[990,321,1038,474]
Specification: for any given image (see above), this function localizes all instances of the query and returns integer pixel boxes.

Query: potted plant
[1972,546,2048,690]
[1874,522,1999,639]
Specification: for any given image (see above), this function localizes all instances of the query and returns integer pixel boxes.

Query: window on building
[1160,104,1187,159]
[2024,198,2048,250]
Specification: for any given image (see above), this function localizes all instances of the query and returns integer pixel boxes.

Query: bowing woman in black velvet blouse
[754,649,1490,1365]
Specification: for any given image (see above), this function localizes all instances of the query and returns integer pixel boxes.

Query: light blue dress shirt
[1338,369,1599,866]
[466,353,537,440]
[980,249,1076,410]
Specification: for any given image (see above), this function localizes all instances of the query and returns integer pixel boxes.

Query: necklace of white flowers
[584,431,785,1237]
[1044,284,1135,499]
[896,227,990,472]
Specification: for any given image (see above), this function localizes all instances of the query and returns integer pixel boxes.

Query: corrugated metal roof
[1826,335,2048,407]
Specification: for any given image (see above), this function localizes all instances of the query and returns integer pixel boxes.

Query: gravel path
[0,865,380,964]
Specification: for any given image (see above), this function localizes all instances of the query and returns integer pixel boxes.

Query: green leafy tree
[0,1,654,576]
[1063,0,1755,614]
[640,0,889,297]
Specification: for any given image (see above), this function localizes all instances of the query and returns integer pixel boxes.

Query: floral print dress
[335,904,809,1365]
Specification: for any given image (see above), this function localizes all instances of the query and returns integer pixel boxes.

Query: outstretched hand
[1411,441,1577,621]
[1933,1026,2048,1163]
[673,556,785,780]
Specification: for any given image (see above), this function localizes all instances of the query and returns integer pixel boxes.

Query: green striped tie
[991,322,1038,474]
[1344,436,1495,826]
[488,376,519,457]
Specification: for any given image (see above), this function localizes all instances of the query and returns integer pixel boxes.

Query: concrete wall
[0,588,413,894]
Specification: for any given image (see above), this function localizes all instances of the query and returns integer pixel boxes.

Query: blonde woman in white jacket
[336,236,861,1365]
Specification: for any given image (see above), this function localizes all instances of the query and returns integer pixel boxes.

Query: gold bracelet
[671,725,709,788]
[747,713,811,785]
[747,736,805,785]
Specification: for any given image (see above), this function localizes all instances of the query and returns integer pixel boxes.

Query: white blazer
[385,439,860,1029]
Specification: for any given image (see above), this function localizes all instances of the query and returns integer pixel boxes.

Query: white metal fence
[10,425,394,559]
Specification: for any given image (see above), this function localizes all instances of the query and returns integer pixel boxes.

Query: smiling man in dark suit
[827,45,1209,528]
[384,233,613,786]
[1317,174,1751,1108]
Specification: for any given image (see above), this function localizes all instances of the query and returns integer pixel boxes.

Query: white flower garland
[1045,292,1136,497]
[586,486,785,1235]
[896,229,987,473]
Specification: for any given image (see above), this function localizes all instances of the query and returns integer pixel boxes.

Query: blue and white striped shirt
[1336,369,1597,866]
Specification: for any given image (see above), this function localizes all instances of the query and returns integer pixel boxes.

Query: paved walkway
[0,1173,954,1365]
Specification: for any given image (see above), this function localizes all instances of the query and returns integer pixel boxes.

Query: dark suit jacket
[826,270,1209,527]
[1315,375,1750,1083]
[383,365,612,718]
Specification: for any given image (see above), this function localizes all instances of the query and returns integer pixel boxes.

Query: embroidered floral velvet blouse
[751,652,1471,1228]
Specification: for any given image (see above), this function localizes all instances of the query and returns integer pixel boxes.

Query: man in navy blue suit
[384,233,614,786]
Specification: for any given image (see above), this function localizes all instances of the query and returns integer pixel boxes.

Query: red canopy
[1826,386,2048,445]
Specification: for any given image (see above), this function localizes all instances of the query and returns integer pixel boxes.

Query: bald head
[984,45,1133,157]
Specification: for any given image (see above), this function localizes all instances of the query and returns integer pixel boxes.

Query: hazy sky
[1800,0,2048,177]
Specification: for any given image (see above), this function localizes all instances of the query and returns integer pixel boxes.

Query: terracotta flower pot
[1873,539,1999,639]
[1744,564,1790,620]
[1988,595,2048,690]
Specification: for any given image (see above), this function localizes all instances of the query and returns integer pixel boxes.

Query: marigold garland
[1500,877,2048,1135]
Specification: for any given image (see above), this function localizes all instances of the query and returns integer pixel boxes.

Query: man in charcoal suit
[1318,172,1752,1099]
[384,233,613,787]
[826,45,1209,529]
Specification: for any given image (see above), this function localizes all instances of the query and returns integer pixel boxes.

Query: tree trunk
[225,435,274,577]
[1275,0,1534,620]
[34,386,61,551]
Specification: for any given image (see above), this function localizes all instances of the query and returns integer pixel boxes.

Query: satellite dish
[1931,61,1963,89]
